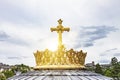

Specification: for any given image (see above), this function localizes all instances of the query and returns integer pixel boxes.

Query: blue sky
[0,0,120,66]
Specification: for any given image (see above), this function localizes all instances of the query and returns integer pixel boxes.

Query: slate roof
[8,70,112,80]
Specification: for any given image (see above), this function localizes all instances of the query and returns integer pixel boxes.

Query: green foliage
[86,57,120,79]
[0,72,6,80]
[86,67,94,71]
[2,70,14,78]
[103,57,120,79]
[111,57,118,66]
[104,69,112,77]
[118,73,120,77]
[17,64,30,74]
[13,64,30,73]
[1,64,31,79]
[111,62,120,78]
[95,63,103,74]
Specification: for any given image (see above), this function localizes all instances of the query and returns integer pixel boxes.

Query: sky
[0,0,120,66]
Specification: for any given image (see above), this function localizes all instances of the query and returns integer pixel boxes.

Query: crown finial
[58,19,63,24]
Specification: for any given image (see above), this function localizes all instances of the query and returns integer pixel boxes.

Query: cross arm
[63,28,70,32]
[50,28,57,32]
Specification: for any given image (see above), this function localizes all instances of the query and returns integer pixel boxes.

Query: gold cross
[50,19,70,52]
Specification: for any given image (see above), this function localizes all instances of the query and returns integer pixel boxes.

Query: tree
[3,70,14,78]
[13,64,30,74]
[111,57,118,66]
[0,72,6,80]
[109,57,120,79]
[95,63,103,74]
[118,73,120,77]
[104,69,112,77]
